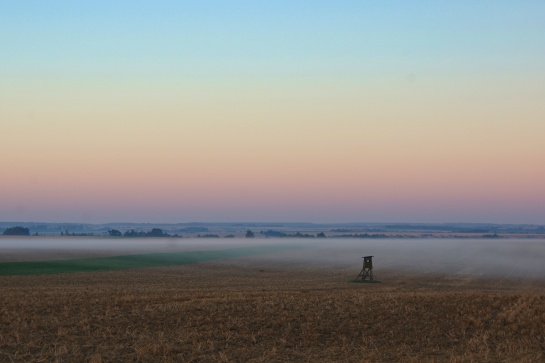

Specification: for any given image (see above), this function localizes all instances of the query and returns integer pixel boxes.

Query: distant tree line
[108,229,122,237]
[61,231,94,236]
[3,226,30,236]
[338,233,406,238]
[108,228,173,238]
[259,230,327,238]
[338,233,390,238]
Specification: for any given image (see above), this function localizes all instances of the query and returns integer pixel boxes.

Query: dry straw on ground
[1,260,544,362]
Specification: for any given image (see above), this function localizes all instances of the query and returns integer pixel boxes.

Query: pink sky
[1,2,544,223]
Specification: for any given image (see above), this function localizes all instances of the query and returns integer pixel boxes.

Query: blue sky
[2,1,544,79]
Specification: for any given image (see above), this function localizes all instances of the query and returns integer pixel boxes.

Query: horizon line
[1,221,543,226]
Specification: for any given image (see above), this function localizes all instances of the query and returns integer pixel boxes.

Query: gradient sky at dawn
[1,1,544,223]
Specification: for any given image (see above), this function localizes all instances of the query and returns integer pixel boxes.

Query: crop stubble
[1,260,544,362]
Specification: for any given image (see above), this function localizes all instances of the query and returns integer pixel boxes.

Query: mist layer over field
[275,238,545,280]
[1,237,544,279]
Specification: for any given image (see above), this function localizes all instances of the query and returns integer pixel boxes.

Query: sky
[1,1,544,224]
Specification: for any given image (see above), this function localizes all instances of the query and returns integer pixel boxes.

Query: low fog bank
[1,237,544,279]
[0,237,277,262]
[262,238,545,280]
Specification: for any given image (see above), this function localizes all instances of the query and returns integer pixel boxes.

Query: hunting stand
[356,256,374,281]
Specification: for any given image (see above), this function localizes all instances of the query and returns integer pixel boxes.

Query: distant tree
[290,232,314,238]
[123,229,140,237]
[3,226,30,236]
[260,230,287,237]
[224,234,236,238]
[245,230,255,238]
[146,228,169,237]
[108,229,122,237]
[317,232,326,238]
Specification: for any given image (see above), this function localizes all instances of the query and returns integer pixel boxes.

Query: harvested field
[1,238,545,362]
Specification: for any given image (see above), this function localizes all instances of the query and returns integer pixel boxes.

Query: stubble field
[1,257,545,362]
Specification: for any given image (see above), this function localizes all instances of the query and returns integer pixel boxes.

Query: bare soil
[1,260,544,362]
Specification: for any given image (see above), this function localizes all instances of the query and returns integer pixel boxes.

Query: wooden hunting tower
[356,256,374,281]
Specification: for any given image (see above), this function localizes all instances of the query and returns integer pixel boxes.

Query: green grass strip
[0,245,299,276]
